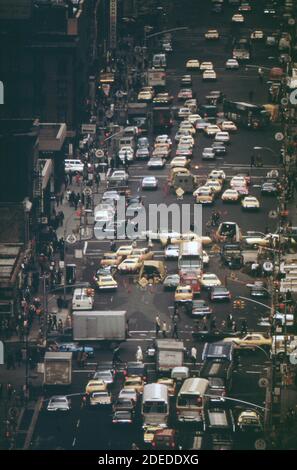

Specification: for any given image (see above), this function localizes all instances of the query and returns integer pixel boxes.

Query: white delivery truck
[155,340,184,372]
[43,352,72,387]
[72,311,127,346]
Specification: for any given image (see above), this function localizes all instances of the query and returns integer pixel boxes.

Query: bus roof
[143,383,168,402]
[178,378,209,396]
[180,240,203,256]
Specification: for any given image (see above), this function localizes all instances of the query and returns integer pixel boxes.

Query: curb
[23,397,43,450]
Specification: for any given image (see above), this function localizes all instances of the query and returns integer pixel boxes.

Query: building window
[57,59,67,76]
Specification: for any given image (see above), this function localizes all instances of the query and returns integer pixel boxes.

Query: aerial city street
[1,0,297,452]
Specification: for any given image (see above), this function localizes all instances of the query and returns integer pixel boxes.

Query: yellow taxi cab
[96,274,118,290]
[194,186,215,204]
[144,425,163,444]
[85,379,107,395]
[100,252,123,268]
[123,375,144,394]
[223,333,272,350]
[174,285,193,303]
[118,256,143,273]
[157,378,176,397]
[116,245,134,257]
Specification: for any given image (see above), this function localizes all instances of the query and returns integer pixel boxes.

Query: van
[64,159,84,173]
[119,136,135,150]
[72,288,94,310]
[123,126,138,137]
[153,53,167,68]
[176,378,209,423]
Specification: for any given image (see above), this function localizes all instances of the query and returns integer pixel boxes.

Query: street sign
[274,132,284,141]
[95,149,104,159]
[81,124,96,134]
[269,210,278,219]
[255,439,267,450]
[258,377,269,388]
[66,234,77,245]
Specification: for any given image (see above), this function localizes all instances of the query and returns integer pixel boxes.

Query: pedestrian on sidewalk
[226,313,233,330]
[57,295,63,311]
[112,346,122,364]
[172,320,179,339]
[155,315,161,337]
[162,321,167,338]
[58,319,63,334]
[191,346,197,365]
[52,314,58,331]
[136,346,143,362]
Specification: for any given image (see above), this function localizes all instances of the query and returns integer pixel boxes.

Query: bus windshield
[143,401,167,414]
[177,395,201,408]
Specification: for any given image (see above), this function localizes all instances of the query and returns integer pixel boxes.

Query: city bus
[142,383,169,427]
[223,100,271,129]
[178,240,203,276]
[176,378,209,423]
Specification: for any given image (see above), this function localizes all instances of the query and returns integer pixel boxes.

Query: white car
[200,61,214,71]
[187,114,202,124]
[138,90,153,101]
[178,107,192,119]
[165,244,180,259]
[176,144,193,157]
[200,273,222,289]
[214,131,230,144]
[203,69,217,80]
[147,158,166,169]
[232,13,245,22]
[204,124,221,137]
[225,59,239,69]
[118,388,137,403]
[119,146,134,162]
[179,135,194,147]
[181,75,192,85]
[175,129,192,142]
[208,169,226,181]
[109,170,129,182]
[220,121,237,132]
[155,135,172,146]
[179,122,196,135]
[136,148,150,160]
[170,156,190,168]
[205,29,219,40]
[241,196,260,210]
[102,190,120,202]
[230,176,247,188]
[250,30,264,40]
[202,147,216,160]
[221,189,240,202]
[186,59,200,69]
[178,88,193,100]
[47,396,71,412]
[185,100,198,113]
[141,176,158,189]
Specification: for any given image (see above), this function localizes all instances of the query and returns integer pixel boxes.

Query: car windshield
[52,397,67,403]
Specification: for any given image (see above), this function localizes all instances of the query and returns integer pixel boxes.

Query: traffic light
[233,299,245,310]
